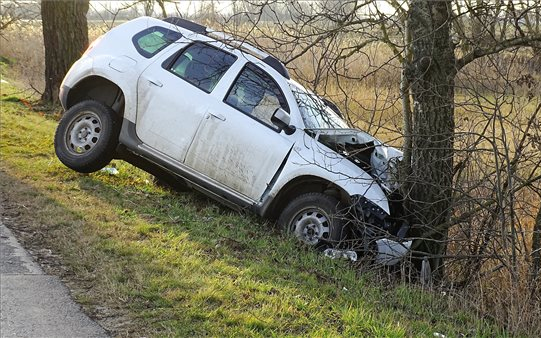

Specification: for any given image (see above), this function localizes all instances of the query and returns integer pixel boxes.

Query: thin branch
[456,35,541,70]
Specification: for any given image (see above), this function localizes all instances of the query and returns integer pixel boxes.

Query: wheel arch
[66,76,125,120]
[262,175,352,220]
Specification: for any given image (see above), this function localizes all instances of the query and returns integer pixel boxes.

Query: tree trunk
[405,0,456,277]
[41,0,89,104]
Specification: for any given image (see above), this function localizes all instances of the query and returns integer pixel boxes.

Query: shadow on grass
[0,168,355,335]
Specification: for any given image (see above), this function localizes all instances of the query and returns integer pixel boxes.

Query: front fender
[268,134,390,214]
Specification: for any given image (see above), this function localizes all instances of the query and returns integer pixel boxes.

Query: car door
[136,41,237,161]
[185,62,294,200]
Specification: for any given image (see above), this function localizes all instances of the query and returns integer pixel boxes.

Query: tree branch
[456,35,541,70]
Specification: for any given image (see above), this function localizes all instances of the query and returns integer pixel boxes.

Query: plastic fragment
[100,167,119,175]
[375,239,412,265]
[323,248,357,262]
[421,256,432,287]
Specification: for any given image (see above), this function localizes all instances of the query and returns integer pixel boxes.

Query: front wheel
[54,100,120,173]
[278,193,346,248]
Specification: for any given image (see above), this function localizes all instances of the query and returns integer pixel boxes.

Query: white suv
[54,17,410,262]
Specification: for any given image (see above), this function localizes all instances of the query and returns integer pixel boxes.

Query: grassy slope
[0,81,502,337]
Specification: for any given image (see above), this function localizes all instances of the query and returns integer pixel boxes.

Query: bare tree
[0,0,22,32]
[240,0,539,274]
[403,0,456,275]
[0,0,40,34]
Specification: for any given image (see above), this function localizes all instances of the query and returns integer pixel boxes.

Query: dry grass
[0,21,44,93]
[0,22,108,95]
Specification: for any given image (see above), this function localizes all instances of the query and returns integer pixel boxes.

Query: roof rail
[163,17,207,35]
[162,17,290,79]
[261,56,289,80]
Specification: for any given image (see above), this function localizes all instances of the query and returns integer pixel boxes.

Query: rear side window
[168,42,237,93]
[132,26,182,58]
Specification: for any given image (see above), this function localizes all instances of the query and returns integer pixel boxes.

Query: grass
[0,76,507,336]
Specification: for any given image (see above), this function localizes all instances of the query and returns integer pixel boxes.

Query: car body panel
[135,38,208,161]
[185,103,294,200]
[265,131,390,213]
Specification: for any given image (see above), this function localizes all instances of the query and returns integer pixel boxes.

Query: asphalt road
[0,223,108,338]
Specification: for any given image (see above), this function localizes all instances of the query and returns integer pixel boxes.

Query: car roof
[161,17,290,80]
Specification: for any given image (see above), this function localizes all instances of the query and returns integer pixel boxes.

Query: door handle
[147,78,163,87]
[209,112,226,121]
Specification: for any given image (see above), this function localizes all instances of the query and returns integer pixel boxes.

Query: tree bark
[405,0,456,276]
[41,0,89,104]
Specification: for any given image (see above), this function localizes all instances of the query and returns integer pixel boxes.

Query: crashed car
[54,16,411,264]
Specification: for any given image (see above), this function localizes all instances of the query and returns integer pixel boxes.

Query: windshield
[291,85,349,129]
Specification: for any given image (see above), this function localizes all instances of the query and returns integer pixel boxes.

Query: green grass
[0,80,504,337]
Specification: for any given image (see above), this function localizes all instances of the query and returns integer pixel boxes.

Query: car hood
[308,128,403,192]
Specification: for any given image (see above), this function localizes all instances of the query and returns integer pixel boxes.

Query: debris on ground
[323,248,358,262]
[100,167,119,175]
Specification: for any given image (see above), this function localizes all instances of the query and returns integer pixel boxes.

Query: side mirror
[271,108,296,135]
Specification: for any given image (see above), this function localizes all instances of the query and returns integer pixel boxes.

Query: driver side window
[225,63,289,128]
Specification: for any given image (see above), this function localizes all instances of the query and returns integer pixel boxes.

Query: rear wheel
[278,193,346,248]
[54,100,120,173]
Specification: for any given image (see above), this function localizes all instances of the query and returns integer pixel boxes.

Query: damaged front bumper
[323,239,411,265]
[351,195,411,265]
[375,238,412,265]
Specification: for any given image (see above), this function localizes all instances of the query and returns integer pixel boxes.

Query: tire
[54,100,120,173]
[278,193,346,248]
